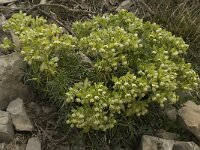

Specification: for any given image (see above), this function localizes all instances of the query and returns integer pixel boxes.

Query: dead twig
[26,3,95,14]
[34,122,67,145]
[37,8,75,35]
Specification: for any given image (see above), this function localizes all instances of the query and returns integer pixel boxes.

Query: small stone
[25,137,41,150]
[140,135,175,150]
[9,4,18,10]
[10,31,20,51]
[116,0,134,11]
[177,101,200,140]
[140,135,200,150]
[78,51,93,67]
[0,14,7,27]
[6,98,33,132]
[165,106,177,121]
[156,130,180,140]
[0,0,18,4]
[0,110,14,143]
[172,141,200,150]
[0,143,5,150]
[39,0,46,4]
[0,52,30,110]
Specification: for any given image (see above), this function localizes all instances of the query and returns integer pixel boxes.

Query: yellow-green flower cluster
[112,72,149,116]
[76,26,139,72]
[65,10,199,131]
[66,79,117,131]
[3,11,76,76]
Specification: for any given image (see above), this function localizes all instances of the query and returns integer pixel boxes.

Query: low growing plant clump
[1,10,199,133]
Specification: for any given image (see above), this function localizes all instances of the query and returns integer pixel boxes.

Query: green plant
[2,10,199,134]
[1,12,87,100]
[134,0,200,73]
[65,10,199,131]
[0,37,14,53]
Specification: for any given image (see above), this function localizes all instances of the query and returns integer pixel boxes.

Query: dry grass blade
[26,3,96,14]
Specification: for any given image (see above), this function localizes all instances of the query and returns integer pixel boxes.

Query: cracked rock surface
[7,98,33,132]
[0,110,14,143]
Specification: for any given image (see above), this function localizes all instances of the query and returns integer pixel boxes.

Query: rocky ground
[1,0,200,150]
[0,52,68,150]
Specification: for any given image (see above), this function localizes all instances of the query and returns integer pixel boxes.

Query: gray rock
[25,137,41,150]
[165,106,177,122]
[10,31,20,51]
[6,98,33,131]
[156,130,180,140]
[116,0,134,11]
[0,143,5,150]
[39,0,46,4]
[0,52,30,110]
[140,135,200,150]
[172,141,200,150]
[0,110,14,143]
[78,51,93,67]
[9,4,18,10]
[0,0,18,4]
[0,14,7,27]
[140,135,174,150]
[183,101,197,107]
[177,101,200,140]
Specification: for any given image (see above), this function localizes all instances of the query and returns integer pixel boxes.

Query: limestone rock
[0,52,30,110]
[172,141,200,150]
[0,0,18,4]
[39,0,46,4]
[78,51,93,67]
[183,100,197,107]
[140,135,174,150]
[25,137,41,150]
[9,4,18,10]
[10,31,20,51]
[165,106,177,122]
[140,135,200,150]
[0,143,5,150]
[155,130,179,140]
[0,110,14,143]
[6,98,33,131]
[0,14,6,27]
[116,0,134,11]
[177,101,200,140]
